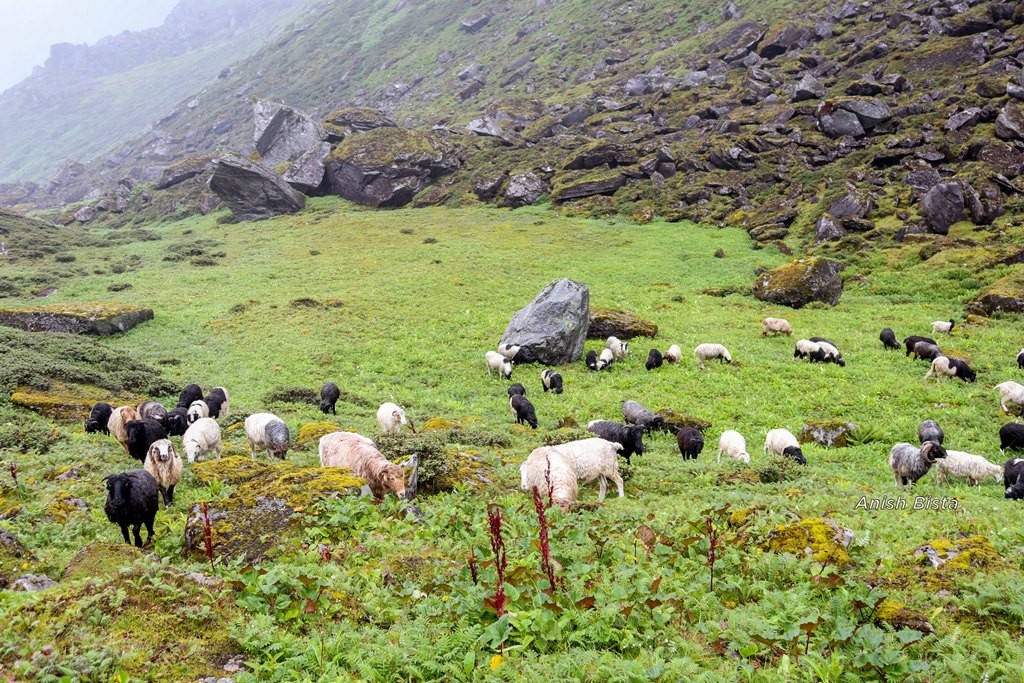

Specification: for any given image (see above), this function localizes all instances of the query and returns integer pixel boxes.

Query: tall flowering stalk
[468,548,479,585]
[486,504,507,618]
[544,455,553,508]
[200,501,215,570]
[531,486,557,593]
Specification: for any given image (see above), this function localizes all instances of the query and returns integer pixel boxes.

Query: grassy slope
[0,203,1023,680]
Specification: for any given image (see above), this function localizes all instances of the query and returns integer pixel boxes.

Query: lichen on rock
[587,306,658,339]
[765,518,854,567]
[752,258,845,309]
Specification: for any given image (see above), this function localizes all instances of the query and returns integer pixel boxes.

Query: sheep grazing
[889,441,947,486]
[108,406,140,456]
[497,343,520,360]
[165,407,189,437]
[933,450,1003,486]
[509,394,538,429]
[507,383,526,398]
[1018,348,1024,370]
[204,387,229,419]
[925,356,975,382]
[694,343,732,370]
[645,349,664,371]
[85,402,113,435]
[912,341,943,362]
[879,327,900,351]
[664,344,682,363]
[931,319,956,334]
[622,400,664,432]
[125,418,168,462]
[177,383,203,409]
[676,427,704,460]
[103,469,159,547]
[918,419,944,445]
[320,381,340,415]
[718,430,751,464]
[485,350,513,379]
[762,317,793,336]
[144,439,182,507]
[498,343,537,364]
[949,358,976,383]
[814,341,846,367]
[377,402,411,435]
[1004,458,1024,499]
[187,400,210,425]
[763,428,806,465]
[319,431,406,499]
[1000,423,1024,451]
[182,417,222,463]
[548,438,625,501]
[904,335,937,357]
[586,420,644,464]
[606,336,629,360]
[136,400,168,427]
[597,348,614,370]
[245,413,290,459]
[585,350,599,371]
[995,381,1024,415]
[520,447,578,511]
[541,369,563,394]
[794,339,821,361]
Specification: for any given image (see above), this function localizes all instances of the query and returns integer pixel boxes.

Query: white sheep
[182,417,222,463]
[245,413,290,459]
[548,437,624,501]
[376,402,410,435]
[606,336,629,360]
[143,439,182,508]
[924,356,955,382]
[793,339,821,361]
[762,317,793,336]
[520,447,579,511]
[664,344,682,363]
[597,348,614,370]
[485,350,513,379]
[931,319,955,334]
[933,450,1003,486]
[995,381,1024,415]
[695,343,732,370]
[763,428,806,464]
[497,344,520,360]
[187,399,210,425]
[718,430,750,463]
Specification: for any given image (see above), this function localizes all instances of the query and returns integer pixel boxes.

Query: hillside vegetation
[0,200,1023,680]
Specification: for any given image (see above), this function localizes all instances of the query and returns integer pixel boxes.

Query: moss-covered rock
[322,106,396,138]
[0,529,34,588]
[184,463,364,562]
[587,306,658,339]
[191,455,275,485]
[0,302,154,335]
[551,168,626,203]
[753,258,845,308]
[10,381,137,421]
[421,417,459,433]
[874,600,935,634]
[765,518,854,567]
[800,419,858,447]
[63,542,146,581]
[45,491,89,523]
[965,266,1024,317]
[915,535,1006,573]
[295,421,340,450]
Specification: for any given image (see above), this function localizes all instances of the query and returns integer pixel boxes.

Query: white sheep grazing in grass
[606,336,629,360]
[924,356,956,381]
[718,430,750,463]
[664,344,682,363]
[931,319,955,334]
[547,437,625,501]
[763,428,806,464]
[143,439,182,508]
[319,431,406,499]
[793,339,821,361]
[695,343,732,370]
[761,317,792,336]
[485,350,513,379]
[520,447,579,511]
[933,450,1003,485]
[245,413,290,459]
[995,381,1024,415]
[182,417,222,463]
[376,402,410,435]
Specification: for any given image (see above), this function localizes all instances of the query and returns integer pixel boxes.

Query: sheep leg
[119,523,131,545]
[924,369,932,381]
[248,438,256,459]
[144,514,155,545]
[166,484,175,505]
[716,448,722,463]
[159,485,169,508]
[131,523,143,548]
[610,472,625,498]
[598,476,607,501]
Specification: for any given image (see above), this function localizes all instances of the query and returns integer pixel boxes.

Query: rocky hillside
[0,0,306,184]
[4,0,1024,259]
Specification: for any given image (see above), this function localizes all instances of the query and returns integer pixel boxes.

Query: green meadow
[1,199,1023,681]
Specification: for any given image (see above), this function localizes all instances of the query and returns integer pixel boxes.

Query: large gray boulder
[503,172,548,207]
[752,258,844,308]
[253,100,328,168]
[499,279,590,365]
[920,182,964,235]
[208,154,306,221]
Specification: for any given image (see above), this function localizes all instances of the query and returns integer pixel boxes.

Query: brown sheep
[318,431,406,499]
[107,406,140,456]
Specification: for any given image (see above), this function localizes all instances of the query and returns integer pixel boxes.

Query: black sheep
[541,369,563,394]
[622,400,665,432]
[103,469,159,547]
[85,402,113,435]
[125,419,168,462]
[676,427,704,460]
[204,388,227,418]
[319,381,340,415]
[904,336,937,357]
[509,394,538,428]
[918,419,944,445]
[177,383,203,409]
[586,420,644,464]
[585,350,598,371]
[165,407,189,437]
[879,328,900,351]
[1000,423,1024,451]
[782,446,807,465]
[1004,458,1024,499]
[510,347,537,364]
[1018,349,1024,370]
[949,358,977,383]
[507,383,526,398]
[645,349,663,371]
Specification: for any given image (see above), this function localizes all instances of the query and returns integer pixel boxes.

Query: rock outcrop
[0,302,153,335]
[207,154,306,220]
[587,306,658,339]
[499,279,590,365]
[752,258,844,308]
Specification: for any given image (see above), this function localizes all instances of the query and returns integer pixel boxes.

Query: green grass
[1,200,1024,681]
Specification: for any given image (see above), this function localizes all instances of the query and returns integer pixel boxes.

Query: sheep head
[147,439,176,463]
[380,463,406,499]
[920,441,947,463]
[103,473,131,507]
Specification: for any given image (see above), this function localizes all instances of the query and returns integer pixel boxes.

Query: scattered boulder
[0,302,153,335]
[322,107,396,141]
[799,420,858,447]
[995,102,1024,141]
[281,142,332,194]
[874,600,935,634]
[551,169,626,203]
[814,214,845,242]
[474,173,507,201]
[792,73,825,101]
[503,172,548,207]
[499,278,590,365]
[965,267,1024,317]
[765,518,854,567]
[253,100,328,170]
[563,141,637,170]
[752,258,844,308]
[758,22,811,58]
[920,182,965,235]
[818,107,865,138]
[11,573,58,591]
[460,13,490,32]
[207,154,306,220]
[0,530,34,589]
[466,116,516,145]
[587,306,658,339]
